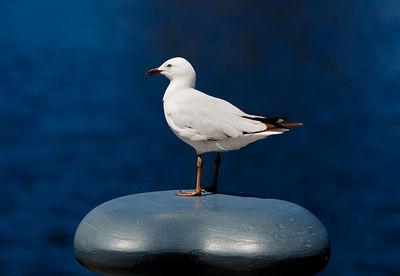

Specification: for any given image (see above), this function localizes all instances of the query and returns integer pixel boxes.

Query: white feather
[156,57,285,154]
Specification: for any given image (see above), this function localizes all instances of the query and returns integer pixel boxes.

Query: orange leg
[176,155,203,196]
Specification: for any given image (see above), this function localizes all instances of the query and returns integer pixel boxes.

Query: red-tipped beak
[145,68,163,75]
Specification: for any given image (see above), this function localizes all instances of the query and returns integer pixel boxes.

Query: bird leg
[202,152,220,193]
[176,155,203,196]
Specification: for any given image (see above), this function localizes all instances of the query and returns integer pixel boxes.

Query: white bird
[146,57,302,196]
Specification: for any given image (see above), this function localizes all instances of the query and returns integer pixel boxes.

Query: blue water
[1,1,399,275]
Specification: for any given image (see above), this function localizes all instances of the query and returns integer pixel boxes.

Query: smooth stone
[74,190,330,276]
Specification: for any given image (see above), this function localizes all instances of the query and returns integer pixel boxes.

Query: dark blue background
[1,1,399,275]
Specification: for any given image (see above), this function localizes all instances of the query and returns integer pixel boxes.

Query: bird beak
[146,68,163,75]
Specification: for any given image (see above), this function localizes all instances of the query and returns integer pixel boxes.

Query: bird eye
[166,64,172,68]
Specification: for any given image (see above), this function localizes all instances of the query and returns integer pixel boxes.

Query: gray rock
[74,190,330,276]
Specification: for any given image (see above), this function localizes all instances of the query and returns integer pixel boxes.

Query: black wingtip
[242,116,288,128]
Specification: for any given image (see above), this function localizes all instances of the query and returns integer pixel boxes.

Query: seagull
[146,57,302,196]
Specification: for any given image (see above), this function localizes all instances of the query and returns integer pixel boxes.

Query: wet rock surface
[74,190,330,275]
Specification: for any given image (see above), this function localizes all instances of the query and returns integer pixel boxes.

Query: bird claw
[176,190,202,196]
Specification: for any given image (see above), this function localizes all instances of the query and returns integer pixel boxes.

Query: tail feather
[264,122,303,131]
[242,115,303,134]
[280,122,303,128]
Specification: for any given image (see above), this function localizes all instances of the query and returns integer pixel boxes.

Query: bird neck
[163,78,195,101]
[170,75,196,89]
[163,76,196,101]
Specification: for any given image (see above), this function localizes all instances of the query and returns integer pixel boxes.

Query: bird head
[146,57,196,88]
